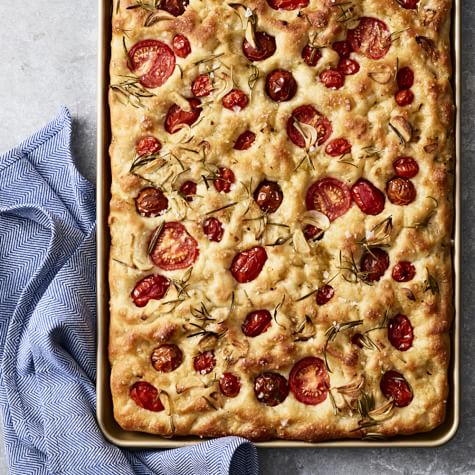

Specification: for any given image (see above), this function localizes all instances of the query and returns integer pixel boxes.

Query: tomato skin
[135,187,168,217]
[266,0,309,10]
[219,373,241,397]
[193,351,216,375]
[333,41,352,58]
[253,180,283,213]
[164,98,202,134]
[380,370,413,407]
[136,136,161,156]
[158,0,189,16]
[265,69,297,102]
[325,138,352,157]
[386,177,416,206]
[320,69,345,89]
[242,31,276,61]
[388,314,414,351]
[131,274,170,307]
[149,222,199,271]
[230,246,268,283]
[316,285,335,305]
[397,67,414,89]
[214,167,235,193]
[351,333,365,348]
[191,74,213,97]
[289,357,329,405]
[242,310,272,337]
[151,344,183,372]
[130,381,164,412]
[395,89,414,107]
[179,180,197,201]
[203,217,224,242]
[303,225,324,241]
[360,248,390,282]
[287,105,332,148]
[348,17,391,60]
[222,89,249,112]
[338,58,360,75]
[396,0,419,9]
[172,34,191,58]
[351,178,385,215]
[306,177,352,222]
[234,130,256,150]
[302,45,322,66]
[393,156,419,178]
[254,372,289,406]
[128,40,176,88]
[392,261,416,282]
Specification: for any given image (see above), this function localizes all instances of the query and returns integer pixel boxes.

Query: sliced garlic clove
[293,119,317,150]
[389,116,413,144]
[368,68,392,84]
[293,228,311,255]
[301,210,331,231]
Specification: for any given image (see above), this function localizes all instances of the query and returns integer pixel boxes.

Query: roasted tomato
[304,225,324,241]
[164,98,202,133]
[136,136,161,156]
[393,156,419,178]
[242,31,276,61]
[135,187,168,217]
[254,372,289,406]
[347,17,391,60]
[338,58,360,75]
[380,370,413,407]
[392,261,416,282]
[351,178,385,215]
[325,138,352,157]
[396,0,419,9]
[386,177,416,205]
[219,373,241,397]
[230,246,268,283]
[179,180,197,201]
[289,357,329,405]
[158,0,189,16]
[320,69,345,89]
[242,310,272,337]
[266,0,309,10]
[253,180,283,213]
[193,350,216,375]
[306,177,352,222]
[360,247,390,282]
[333,40,352,58]
[149,222,199,270]
[397,66,415,89]
[265,69,297,102]
[234,130,256,150]
[287,105,332,148]
[388,314,414,351]
[130,381,164,412]
[302,44,322,66]
[316,285,335,305]
[151,344,183,372]
[395,89,414,107]
[214,167,235,193]
[128,40,176,88]
[131,274,170,307]
[172,34,191,58]
[222,89,249,111]
[202,217,224,242]
[191,74,213,97]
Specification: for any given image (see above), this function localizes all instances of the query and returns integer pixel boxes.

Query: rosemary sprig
[424,268,439,295]
[337,251,371,285]
[292,315,316,342]
[273,296,286,329]
[147,222,164,255]
[323,320,363,372]
[357,216,393,251]
[110,76,155,108]
[204,202,238,216]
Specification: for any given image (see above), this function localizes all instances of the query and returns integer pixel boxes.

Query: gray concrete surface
[0,1,473,474]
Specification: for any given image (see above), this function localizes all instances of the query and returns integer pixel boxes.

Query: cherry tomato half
[136,136,161,156]
[254,372,289,406]
[230,246,268,283]
[172,34,191,58]
[164,98,202,134]
[219,373,241,397]
[386,177,416,206]
[151,344,183,372]
[253,180,283,213]
[266,0,309,10]
[135,187,168,217]
[388,314,414,351]
[347,17,391,60]
[380,370,413,407]
[306,177,352,222]
[287,105,332,148]
[202,217,224,242]
[130,381,164,412]
[192,74,213,97]
[265,69,297,102]
[393,156,419,178]
[360,247,390,282]
[193,350,216,375]
[222,89,249,112]
[351,178,385,215]
[131,274,171,307]
[242,31,276,61]
[302,45,322,66]
[234,130,256,150]
[289,357,329,405]
[316,285,335,305]
[242,310,272,337]
[392,261,416,282]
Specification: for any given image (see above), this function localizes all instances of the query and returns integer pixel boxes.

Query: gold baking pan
[96,0,460,448]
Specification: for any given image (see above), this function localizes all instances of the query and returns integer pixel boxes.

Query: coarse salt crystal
[345,231,352,239]
[245,7,253,17]
[323,271,330,280]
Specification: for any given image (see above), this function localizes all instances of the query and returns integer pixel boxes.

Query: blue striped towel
[0,107,258,475]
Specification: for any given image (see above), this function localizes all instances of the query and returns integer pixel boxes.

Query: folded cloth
[0,107,258,475]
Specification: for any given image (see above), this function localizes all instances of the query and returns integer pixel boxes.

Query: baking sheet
[96,0,460,448]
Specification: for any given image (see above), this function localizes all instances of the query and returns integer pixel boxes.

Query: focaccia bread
[108,0,455,442]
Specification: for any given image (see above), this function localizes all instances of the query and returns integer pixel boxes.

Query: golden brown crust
[108,0,455,442]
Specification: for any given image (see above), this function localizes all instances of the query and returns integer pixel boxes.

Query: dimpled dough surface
[108,0,455,441]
